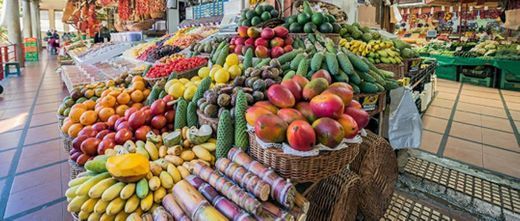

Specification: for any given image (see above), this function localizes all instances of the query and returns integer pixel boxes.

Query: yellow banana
[158,145,167,158]
[114,210,129,221]
[76,172,111,196]
[126,213,142,221]
[167,164,182,183]
[106,197,125,216]
[65,185,79,199]
[140,193,153,212]
[100,213,115,221]
[177,166,190,179]
[192,145,212,162]
[145,141,159,160]
[124,194,140,213]
[87,212,101,221]
[120,183,136,200]
[68,176,91,187]
[89,178,117,199]
[94,199,109,214]
[78,210,90,220]
[67,195,89,213]
[153,187,167,203]
[136,146,150,160]
[81,198,98,213]
[102,182,126,202]
[159,171,174,189]
[148,176,161,191]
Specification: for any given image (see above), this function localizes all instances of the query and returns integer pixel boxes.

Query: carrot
[192,162,262,215]
[215,158,271,201]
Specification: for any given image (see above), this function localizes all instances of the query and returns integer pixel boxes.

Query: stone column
[5,0,24,66]
[49,9,56,30]
[22,0,32,38]
[30,0,42,51]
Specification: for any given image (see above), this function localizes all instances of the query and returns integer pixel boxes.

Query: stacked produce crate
[24,38,38,61]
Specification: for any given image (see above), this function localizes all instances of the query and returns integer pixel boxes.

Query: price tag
[456,46,463,51]
[449,6,453,12]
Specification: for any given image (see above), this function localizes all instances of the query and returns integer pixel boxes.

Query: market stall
[54,1,418,220]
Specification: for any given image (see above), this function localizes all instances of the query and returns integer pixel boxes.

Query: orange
[101,89,112,97]
[109,88,122,97]
[69,107,86,123]
[68,123,84,138]
[98,107,115,122]
[83,100,96,110]
[131,102,143,109]
[142,89,151,97]
[72,103,87,110]
[131,90,144,103]
[79,110,98,125]
[132,76,144,83]
[117,92,131,105]
[115,105,129,116]
[131,81,145,91]
[61,118,74,134]
[100,95,117,107]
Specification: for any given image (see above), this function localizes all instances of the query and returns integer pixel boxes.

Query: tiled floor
[421,79,520,179]
[0,54,72,221]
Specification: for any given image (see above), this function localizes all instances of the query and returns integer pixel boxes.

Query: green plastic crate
[24,42,37,46]
[500,78,520,91]
[435,65,457,81]
[460,73,492,87]
[503,71,520,83]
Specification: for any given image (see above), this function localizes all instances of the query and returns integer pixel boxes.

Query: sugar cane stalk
[172,180,228,221]
[215,158,271,201]
[192,162,262,215]
[185,175,256,221]
[227,147,296,208]
[162,194,191,221]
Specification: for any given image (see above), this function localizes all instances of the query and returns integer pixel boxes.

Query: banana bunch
[367,48,403,64]
[340,39,397,57]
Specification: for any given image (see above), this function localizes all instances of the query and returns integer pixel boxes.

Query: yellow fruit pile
[164,76,204,101]
[158,53,185,64]
[199,53,243,85]
[61,76,150,138]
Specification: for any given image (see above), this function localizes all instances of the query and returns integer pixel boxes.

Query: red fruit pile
[146,57,207,78]
[69,96,176,166]
[246,70,370,151]
[231,26,293,58]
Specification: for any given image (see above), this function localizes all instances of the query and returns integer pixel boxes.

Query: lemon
[214,69,230,83]
[197,67,210,78]
[167,82,185,99]
[164,80,175,92]
[191,76,201,82]
[185,82,195,89]
[223,63,230,70]
[228,65,242,78]
[183,85,197,100]
[209,65,222,80]
[179,78,190,84]
[225,54,239,66]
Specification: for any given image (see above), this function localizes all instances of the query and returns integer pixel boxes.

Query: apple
[244,38,255,47]
[116,121,130,131]
[129,111,146,130]
[135,125,152,141]
[92,122,108,131]
[115,128,133,144]
[78,126,96,138]
[106,115,119,129]
[150,99,166,116]
[97,138,116,155]
[164,110,175,123]
[234,44,244,55]
[235,37,246,46]
[124,107,138,119]
[238,26,249,38]
[72,135,89,150]
[284,36,293,46]
[270,37,285,48]
[255,45,269,58]
[261,27,275,40]
[103,132,116,141]
[271,46,285,58]
[95,129,111,140]
[273,26,289,38]
[283,45,293,53]
[254,38,269,47]
[247,27,260,38]
[151,115,167,129]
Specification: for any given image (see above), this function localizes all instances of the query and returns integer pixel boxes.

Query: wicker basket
[196,109,218,132]
[57,114,65,127]
[248,131,359,184]
[69,160,86,180]
[357,133,397,221]
[63,136,73,153]
[304,167,360,221]
[144,75,168,86]
[350,131,380,174]
[126,20,155,31]
[375,63,406,80]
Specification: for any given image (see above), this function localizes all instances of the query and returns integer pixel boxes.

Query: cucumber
[277,49,301,65]
[346,52,369,72]
[359,81,379,94]
[296,58,310,76]
[325,40,336,54]
[255,58,271,68]
[350,70,362,85]
[211,41,226,63]
[337,52,354,75]
[308,33,316,44]
[351,84,360,94]
[325,52,339,76]
[375,83,385,92]
[283,71,296,80]
[368,70,386,85]
[281,62,291,71]
[290,54,306,70]
[215,44,229,66]
[243,48,254,70]
[310,52,324,72]
[358,71,376,83]
[332,70,349,83]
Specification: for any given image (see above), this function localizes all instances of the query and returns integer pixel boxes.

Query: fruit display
[247,73,368,150]
[188,36,229,56]
[145,57,207,79]
[203,52,244,84]
[284,1,340,33]
[296,1,347,23]
[239,3,280,27]
[230,26,292,58]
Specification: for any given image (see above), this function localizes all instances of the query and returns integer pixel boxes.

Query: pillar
[30,0,42,51]
[22,0,32,38]
[167,7,179,33]
[5,0,24,66]
[49,9,56,31]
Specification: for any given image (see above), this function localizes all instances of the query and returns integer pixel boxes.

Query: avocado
[332,23,341,33]
[251,16,262,26]
[319,22,333,33]
[297,13,311,25]
[304,22,317,33]
[270,9,279,18]
[255,5,264,15]
[289,23,302,33]
[242,20,251,26]
[326,14,336,23]
[263,4,274,12]
[261,11,272,21]
[311,12,324,25]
